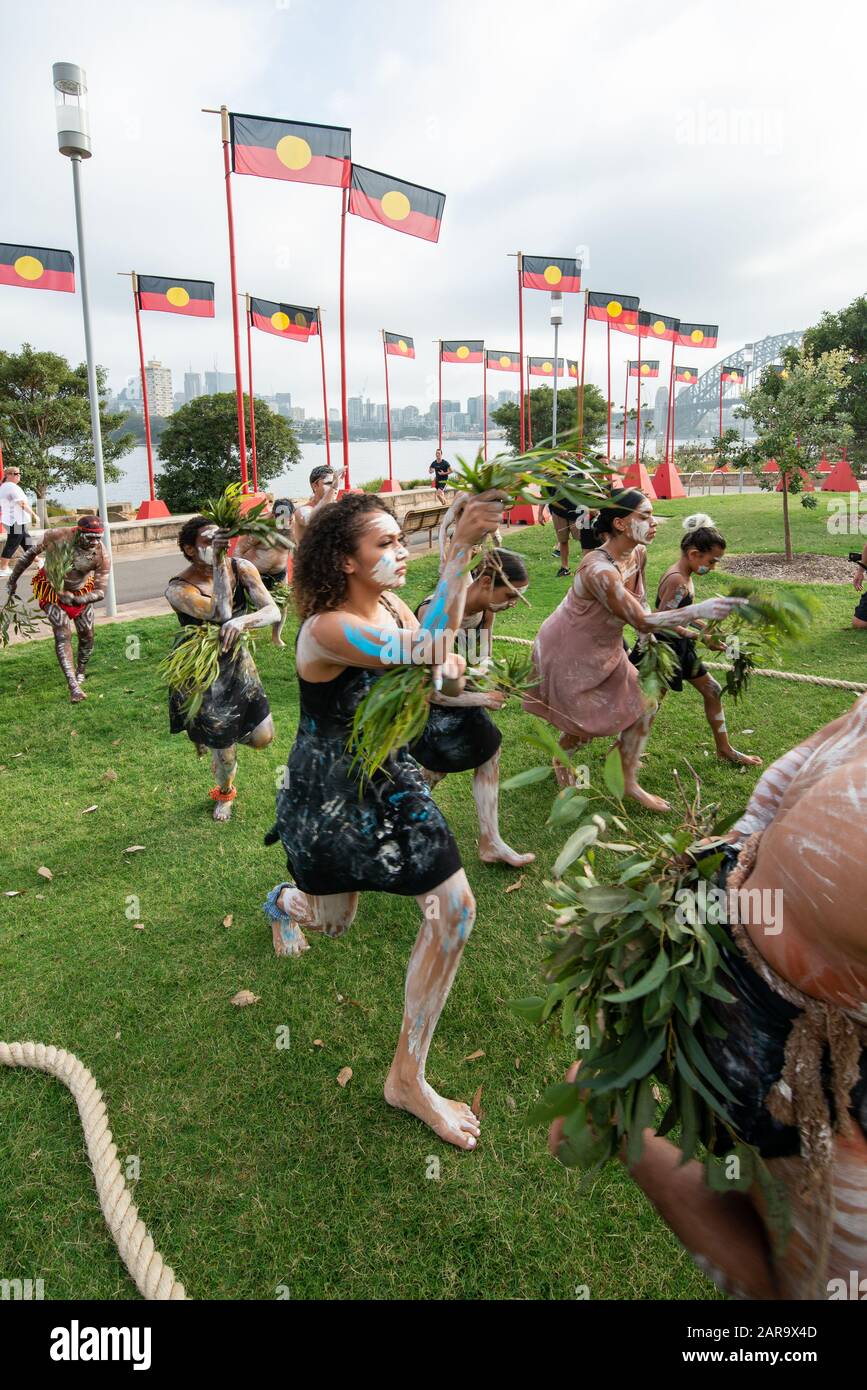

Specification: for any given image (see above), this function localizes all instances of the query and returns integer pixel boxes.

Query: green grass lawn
[0,492,862,1300]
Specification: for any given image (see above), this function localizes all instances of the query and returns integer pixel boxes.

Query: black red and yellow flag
[0,243,74,293]
[635,311,679,341]
[384,332,415,358]
[350,166,445,243]
[251,298,318,339]
[721,366,745,383]
[138,275,215,318]
[675,365,698,384]
[230,113,351,188]
[770,364,789,378]
[522,256,581,293]
[441,340,483,364]
[528,356,565,377]
[485,350,520,373]
[586,292,640,329]
[676,322,718,349]
[629,360,660,378]
[567,359,579,380]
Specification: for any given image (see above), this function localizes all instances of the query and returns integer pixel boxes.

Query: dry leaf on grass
[124,846,146,854]
[81,805,98,815]
[111,739,122,746]
[471,1085,484,1119]
[505,1095,516,1112]
[222,914,233,928]
[102,770,118,783]
[336,1066,353,1087]
[504,875,526,894]
[514,1057,521,1070]
[131,923,145,931]
[230,989,260,1007]
[464,1049,485,1062]
[3,890,23,897]
[312,1039,324,1048]
[36,867,53,881]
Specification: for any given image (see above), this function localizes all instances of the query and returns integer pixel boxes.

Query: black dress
[267,626,462,897]
[408,597,502,775]
[168,559,271,748]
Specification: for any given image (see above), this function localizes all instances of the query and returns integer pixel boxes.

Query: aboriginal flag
[638,312,679,342]
[629,360,660,378]
[350,165,445,243]
[529,356,565,377]
[567,359,579,379]
[441,340,483,364]
[251,298,318,340]
[770,364,789,378]
[486,350,520,373]
[138,275,215,318]
[586,292,640,329]
[676,322,718,349]
[0,243,74,293]
[522,256,581,293]
[721,366,745,383]
[385,332,415,358]
[675,365,698,384]
[230,113,351,188]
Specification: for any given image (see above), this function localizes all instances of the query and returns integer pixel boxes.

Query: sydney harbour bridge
[651,330,804,441]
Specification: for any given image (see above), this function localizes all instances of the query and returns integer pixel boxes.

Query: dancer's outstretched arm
[584,562,745,635]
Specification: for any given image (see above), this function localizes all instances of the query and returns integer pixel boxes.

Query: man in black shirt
[429,449,452,504]
[543,478,597,576]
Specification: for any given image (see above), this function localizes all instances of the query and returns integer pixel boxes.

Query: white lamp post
[550,291,563,446]
[738,342,755,493]
[52,62,116,615]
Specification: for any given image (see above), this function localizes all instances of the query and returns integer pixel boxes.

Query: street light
[738,342,755,494]
[52,62,117,615]
[550,291,563,446]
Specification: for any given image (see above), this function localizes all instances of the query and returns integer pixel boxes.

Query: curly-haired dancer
[263,490,504,1150]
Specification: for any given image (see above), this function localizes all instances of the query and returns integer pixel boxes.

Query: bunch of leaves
[200,482,290,549]
[634,633,679,701]
[702,581,818,700]
[449,441,610,512]
[504,725,789,1246]
[158,623,253,726]
[348,663,433,785]
[470,645,536,695]
[0,592,45,648]
[43,538,77,595]
[269,581,292,614]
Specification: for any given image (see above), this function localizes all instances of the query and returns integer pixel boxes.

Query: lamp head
[53,62,92,158]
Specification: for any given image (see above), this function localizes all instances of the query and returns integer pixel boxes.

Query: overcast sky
[4,0,865,416]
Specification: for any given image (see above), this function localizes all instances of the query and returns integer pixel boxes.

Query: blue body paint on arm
[341,621,389,658]
[419,578,449,636]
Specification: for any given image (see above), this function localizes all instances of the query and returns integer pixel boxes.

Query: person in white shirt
[0,467,39,576]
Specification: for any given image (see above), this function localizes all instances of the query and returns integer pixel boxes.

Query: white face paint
[368,515,408,589]
[629,515,653,543]
[196,525,217,567]
[489,586,528,611]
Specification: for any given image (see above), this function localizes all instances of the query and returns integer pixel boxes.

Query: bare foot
[70,684,87,703]
[271,635,287,649]
[384,1071,480,1150]
[271,917,310,957]
[624,782,670,813]
[213,798,234,822]
[718,748,762,767]
[479,837,536,868]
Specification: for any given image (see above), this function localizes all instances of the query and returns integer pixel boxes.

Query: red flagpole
[665,344,676,464]
[526,359,533,447]
[517,254,525,452]
[483,350,488,461]
[635,333,642,465]
[622,370,629,460]
[438,340,443,451]
[383,331,394,486]
[318,307,331,469]
[244,293,258,493]
[220,106,249,491]
[606,322,612,460]
[132,274,156,502]
[577,291,588,457]
[338,184,351,489]
[719,373,723,444]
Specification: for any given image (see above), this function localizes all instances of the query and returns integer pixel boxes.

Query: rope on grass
[0,1041,187,1300]
[491,634,867,693]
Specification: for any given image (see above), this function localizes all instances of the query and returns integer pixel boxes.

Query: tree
[156,392,301,513]
[743,347,853,561]
[491,383,608,455]
[0,343,134,505]
[802,294,867,465]
[714,427,745,469]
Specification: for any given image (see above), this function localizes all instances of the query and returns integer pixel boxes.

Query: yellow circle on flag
[381,190,411,221]
[640,363,650,374]
[542,361,552,373]
[569,363,577,375]
[398,339,408,353]
[607,300,623,318]
[690,328,704,343]
[544,265,562,285]
[166,286,190,307]
[623,323,636,332]
[684,371,693,381]
[271,311,290,331]
[499,355,511,368]
[276,135,313,170]
[294,312,308,328]
[652,320,666,335]
[14,255,44,281]
[457,345,470,359]
[781,369,789,379]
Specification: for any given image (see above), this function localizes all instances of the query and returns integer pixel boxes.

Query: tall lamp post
[550,291,563,446]
[52,62,116,616]
[739,342,754,495]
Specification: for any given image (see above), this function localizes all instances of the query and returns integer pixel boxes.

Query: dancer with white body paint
[550,695,867,1299]
[235,497,296,647]
[292,464,343,545]
[633,512,762,768]
[524,489,748,810]
[263,490,505,1150]
[411,548,534,868]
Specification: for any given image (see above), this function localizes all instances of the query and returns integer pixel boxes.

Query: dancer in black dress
[410,548,534,867]
[263,488,505,1151]
[166,516,279,821]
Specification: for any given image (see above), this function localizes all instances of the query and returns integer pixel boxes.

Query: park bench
[402,504,446,550]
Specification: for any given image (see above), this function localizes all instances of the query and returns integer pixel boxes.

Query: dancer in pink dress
[524,489,746,811]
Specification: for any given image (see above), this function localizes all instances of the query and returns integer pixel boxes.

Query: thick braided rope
[0,1041,187,1300]
[491,634,867,692]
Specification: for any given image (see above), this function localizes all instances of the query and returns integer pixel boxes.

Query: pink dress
[523,545,649,738]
